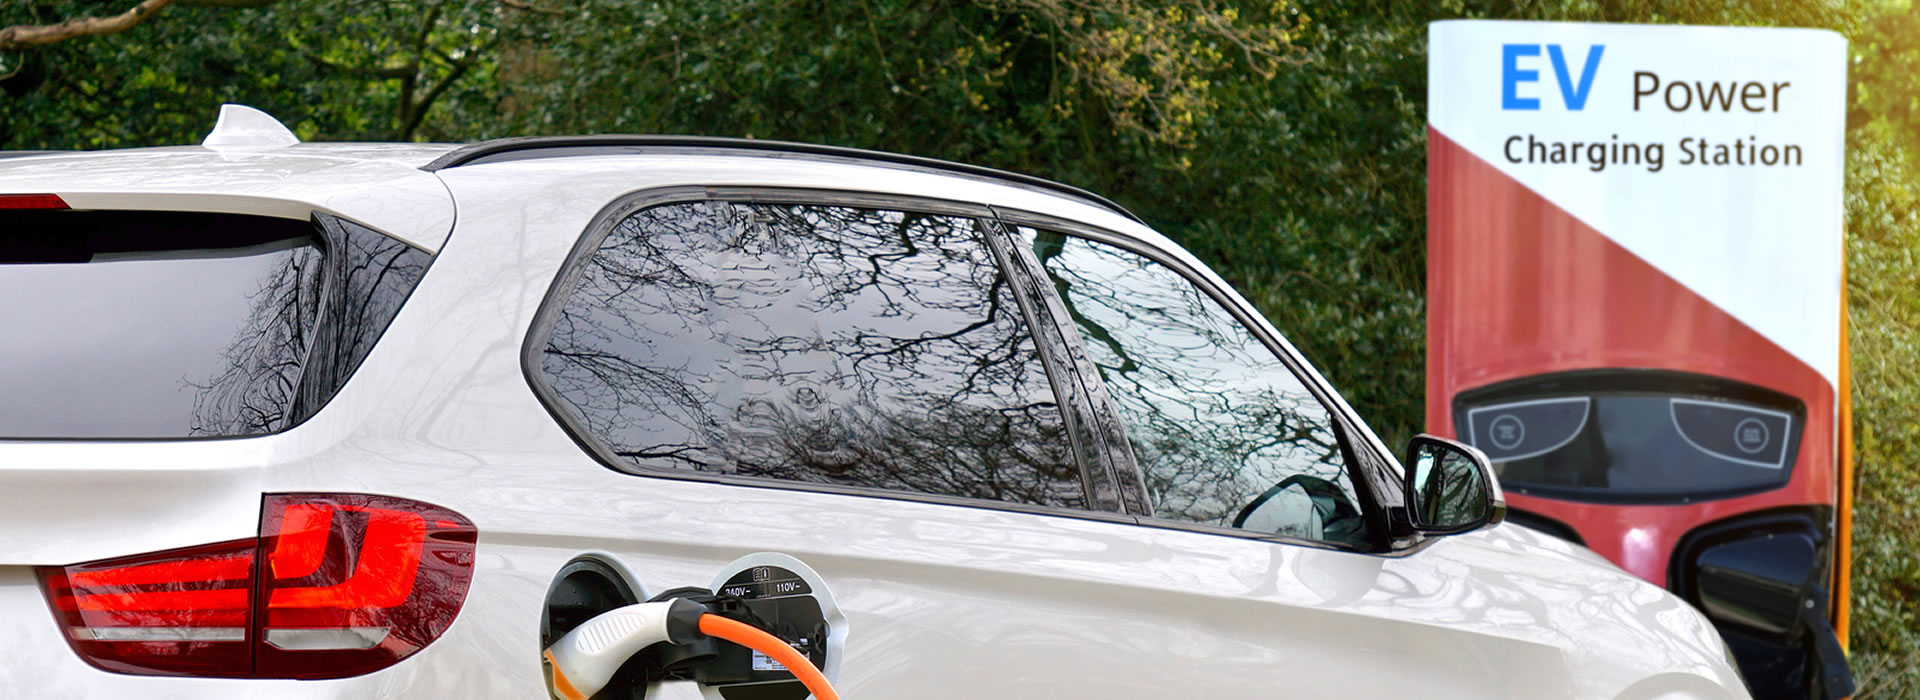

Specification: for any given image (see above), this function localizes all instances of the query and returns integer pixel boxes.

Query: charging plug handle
[545,598,706,700]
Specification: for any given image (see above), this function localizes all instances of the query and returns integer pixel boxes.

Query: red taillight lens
[39,539,257,676]
[256,493,476,678]
[0,193,69,209]
[36,494,476,679]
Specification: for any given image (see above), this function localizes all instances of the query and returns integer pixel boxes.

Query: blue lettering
[1502,44,1541,110]
[1548,44,1604,110]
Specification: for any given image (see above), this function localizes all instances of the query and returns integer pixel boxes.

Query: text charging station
[1427,21,1853,698]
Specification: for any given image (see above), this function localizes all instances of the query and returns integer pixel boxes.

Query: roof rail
[420,135,1144,224]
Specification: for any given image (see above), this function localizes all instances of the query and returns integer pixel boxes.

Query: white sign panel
[1428,20,1845,383]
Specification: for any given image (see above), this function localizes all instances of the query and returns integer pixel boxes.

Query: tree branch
[177,0,277,7]
[0,0,178,52]
[394,2,445,131]
[399,49,481,140]
[500,0,563,15]
[303,50,414,79]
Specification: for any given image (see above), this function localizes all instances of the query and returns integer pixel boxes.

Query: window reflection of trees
[188,244,324,436]
[1026,230,1361,537]
[297,218,435,416]
[190,219,433,436]
[540,202,1083,508]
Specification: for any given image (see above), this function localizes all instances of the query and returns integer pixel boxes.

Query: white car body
[0,112,1747,699]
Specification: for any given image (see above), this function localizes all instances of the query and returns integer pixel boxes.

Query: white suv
[0,106,1747,699]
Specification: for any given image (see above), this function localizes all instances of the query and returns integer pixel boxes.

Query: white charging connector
[544,598,705,700]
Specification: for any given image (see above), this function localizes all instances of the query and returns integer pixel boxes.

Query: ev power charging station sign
[1427,21,1851,698]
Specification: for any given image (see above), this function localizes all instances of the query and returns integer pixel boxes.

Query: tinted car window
[1024,229,1367,545]
[295,215,437,421]
[0,211,432,439]
[536,201,1086,508]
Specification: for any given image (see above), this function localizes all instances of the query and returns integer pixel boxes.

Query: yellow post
[1835,272,1853,654]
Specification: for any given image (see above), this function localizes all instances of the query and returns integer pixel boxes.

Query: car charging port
[639,586,828,696]
[543,597,839,700]
[539,553,844,700]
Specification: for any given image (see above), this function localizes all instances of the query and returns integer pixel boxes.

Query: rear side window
[0,211,430,439]
[532,200,1088,508]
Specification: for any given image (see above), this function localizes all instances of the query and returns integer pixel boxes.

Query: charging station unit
[1427,21,1851,698]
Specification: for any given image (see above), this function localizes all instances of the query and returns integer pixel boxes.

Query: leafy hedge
[1844,130,1920,697]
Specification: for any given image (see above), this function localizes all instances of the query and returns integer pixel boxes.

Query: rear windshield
[0,210,428,439]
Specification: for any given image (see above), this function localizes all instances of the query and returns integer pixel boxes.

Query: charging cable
[543,598,841,700]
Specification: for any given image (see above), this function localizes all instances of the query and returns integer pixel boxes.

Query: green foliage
[1844,128,1920,697]
[0,0,511,144]
[3,0,1919,683]
[480,0,1303,173]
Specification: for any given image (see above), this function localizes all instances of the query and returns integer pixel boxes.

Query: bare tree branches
[0,0,178,52]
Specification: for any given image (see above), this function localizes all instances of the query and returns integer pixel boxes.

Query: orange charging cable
[698,614,841,700]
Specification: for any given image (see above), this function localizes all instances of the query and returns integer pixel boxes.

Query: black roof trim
[420,135,1143,223]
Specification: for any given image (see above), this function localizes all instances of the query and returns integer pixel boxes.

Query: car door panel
[474,468,1587,698]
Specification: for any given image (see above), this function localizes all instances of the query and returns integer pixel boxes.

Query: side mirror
[1404,434,1506,535]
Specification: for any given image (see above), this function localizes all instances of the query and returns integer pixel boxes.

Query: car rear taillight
[256,494,476,678]
[0,193,69,209]
[37,494,476,679]
[40,539,258,676]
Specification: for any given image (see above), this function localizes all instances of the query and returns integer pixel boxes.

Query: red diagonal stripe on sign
[1425,125,1833,584]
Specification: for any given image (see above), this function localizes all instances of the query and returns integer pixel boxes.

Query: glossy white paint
[0,144,1749,699]
[0,144,458,250]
